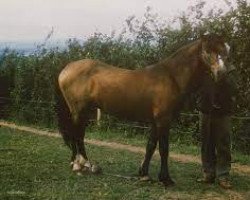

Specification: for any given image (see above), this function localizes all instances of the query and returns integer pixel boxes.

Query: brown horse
[57,34,230,186]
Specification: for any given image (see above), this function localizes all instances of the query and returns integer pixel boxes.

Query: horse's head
[201,34,230,81]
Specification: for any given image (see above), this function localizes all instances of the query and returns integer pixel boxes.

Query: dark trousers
[200,113,231,178]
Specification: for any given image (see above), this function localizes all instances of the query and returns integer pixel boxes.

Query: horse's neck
[160,42,202,93]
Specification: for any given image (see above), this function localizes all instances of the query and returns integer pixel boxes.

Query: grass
[87,126,250,165]
[87,125,201,154]
[7,119,250,164]
[0,127,250,199]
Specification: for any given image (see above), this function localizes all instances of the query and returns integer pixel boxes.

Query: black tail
[55,78,79,151]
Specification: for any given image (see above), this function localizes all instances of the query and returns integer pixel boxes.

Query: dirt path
[1,121,249,176]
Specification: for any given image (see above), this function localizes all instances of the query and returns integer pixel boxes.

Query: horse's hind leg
[139,123,158,180]
[71,111,102,174]
[70,112,90,173]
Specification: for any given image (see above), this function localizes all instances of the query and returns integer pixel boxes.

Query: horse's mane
[165,39,201,62]
[152,39,201,73]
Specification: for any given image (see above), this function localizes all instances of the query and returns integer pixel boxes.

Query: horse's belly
[100,101,153,122]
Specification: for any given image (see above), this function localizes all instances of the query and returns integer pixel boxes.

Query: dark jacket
[199,67,237,115]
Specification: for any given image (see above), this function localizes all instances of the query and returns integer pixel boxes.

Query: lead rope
[103,172,139,180]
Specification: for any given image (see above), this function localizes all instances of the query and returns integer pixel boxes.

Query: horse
[56,34,230,186]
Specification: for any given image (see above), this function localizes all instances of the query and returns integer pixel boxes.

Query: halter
[201,49,214,67]
[201,44,227,81]
[201,48,217,79]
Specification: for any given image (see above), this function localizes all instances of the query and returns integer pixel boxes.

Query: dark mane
[164,39,201,64]
[150,39,202,78]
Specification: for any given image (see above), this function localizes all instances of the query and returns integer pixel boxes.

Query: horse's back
[58,59,132,85]
[59,59,99,86]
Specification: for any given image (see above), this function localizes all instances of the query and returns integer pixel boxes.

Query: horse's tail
[55,74,77,151]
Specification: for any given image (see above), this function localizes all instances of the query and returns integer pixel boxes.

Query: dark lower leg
[70,143,77,163]
[72,116,90,171]
[75,121,89,162]
[139,125,158,176]
[77,139,88,161]
[158,128,174,186]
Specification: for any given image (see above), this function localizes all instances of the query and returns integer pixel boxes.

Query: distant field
[0,127,250,200]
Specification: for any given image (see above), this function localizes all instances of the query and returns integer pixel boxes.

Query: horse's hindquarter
[58,59,103,115]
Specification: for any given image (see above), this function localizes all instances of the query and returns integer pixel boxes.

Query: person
[197,64,237,189]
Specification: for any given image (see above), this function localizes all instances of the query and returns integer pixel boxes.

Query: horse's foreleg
[139,124,158,179]
[158,126,175,186]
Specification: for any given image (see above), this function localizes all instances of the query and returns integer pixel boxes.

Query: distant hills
[0,40,67,55]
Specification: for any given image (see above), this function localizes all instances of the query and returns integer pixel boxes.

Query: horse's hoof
[139,175,152,182]
[91,164,102,174]
[72,163,81,172]
[76,171,83,176]
[81,166,90,172]
[84,161,92,168]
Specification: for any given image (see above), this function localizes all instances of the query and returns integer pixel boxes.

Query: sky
[0,0,237,43]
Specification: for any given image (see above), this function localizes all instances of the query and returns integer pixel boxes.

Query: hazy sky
[0,0,235,42]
